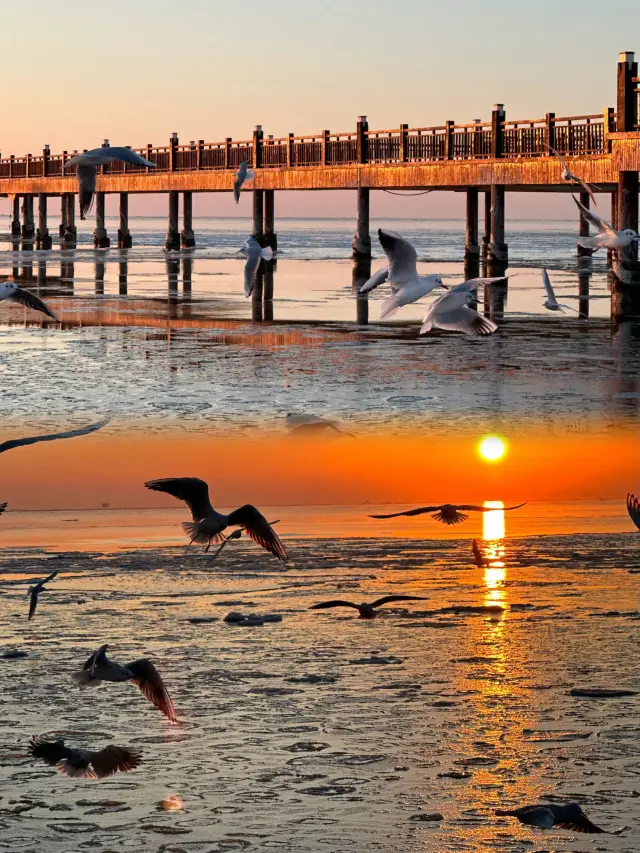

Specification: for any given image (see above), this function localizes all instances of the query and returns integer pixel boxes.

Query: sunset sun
[478,436,507,462]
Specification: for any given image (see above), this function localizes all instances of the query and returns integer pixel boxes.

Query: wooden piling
[617,51,638,132]
[608,190,619,266]
[578,271,590,318]
[253,189,264,240]
[182,255,193,296]
[61,194,76,248]
[577,191,593,258]
[263,260,274,302]
[10,195,21,240]
[95,259,105,295]
[119,260,128,295]
[465,189,480,260]
[118,193,132,248]
[617,170,639,276]
[181,191,195,248]
[352,187,371,259]
[488,184,508,272]
[165,191,180,251]
[93,192,110,249]
[264,190,277,252]
[36,194,52,250]
[481,191,491,260]
[21,194,35,244]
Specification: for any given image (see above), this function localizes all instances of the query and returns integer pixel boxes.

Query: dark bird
[309,595,428,620]
[210,519,280,562]
[472,538,489,567]
[73,643,177,723]
[63,147,155,219]
[627,493,640,531]
[28,735,142,779]
[369,502,527,526]
[0,502,6,515]
[495,802,607,834]
[144,477,287,560]
[27,570,58,620]
[0,418,109,455]
[0,280,58,320]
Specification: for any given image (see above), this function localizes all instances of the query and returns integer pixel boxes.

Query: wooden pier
[2,52,640,282]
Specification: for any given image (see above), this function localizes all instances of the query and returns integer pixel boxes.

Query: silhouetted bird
[145,477,287,560]
[310,595,428,620]
[496,802,606,834]
[64,147,155,219]
[74,643,177,723]
[0,281,58,320]
[370,502,526,526]
[472,538,488,568]
[0,418,109,455]
[210,520,280,562]
[0,502,6,515]
[28,571,58,620]
[627,493,640,531]
[28,735,142,779]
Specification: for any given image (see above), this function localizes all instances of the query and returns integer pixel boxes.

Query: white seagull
[0,281,58,320]
[243,236,273,296]
[233,161,254,203]
[420,282,497,337]
[546,146,598,204]
[64,147,156,219]
[359,231,444,303]
[573,196,639,253]
[541,269,578,313]
[379,274,444,320]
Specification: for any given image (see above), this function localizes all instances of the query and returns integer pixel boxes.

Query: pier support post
[118,193,132,248]
[165,191,180,251]
[21,195,35,245]
[93,192,110,249]
[614,170,640,284]
[36,194,52,250]
[119,260,128,295]
[465,189,480,277]
[607,190,619,267]
[481,191,491,260]
[352,187,371,259]
[253,189,264,241]
[181,191,195,248]
[61,194,77,249]
[10,195,21,241]
[264,190,277,252]
[577,191,593,258]
[488,185,508,273]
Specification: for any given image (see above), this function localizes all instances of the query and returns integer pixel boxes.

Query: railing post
[253,124,263,170]
[43,145,50,177]
[400,124,408,162]
[544,112,555,151]
[225,137,232,169]
[25,153,31,178]
[146,144,153,172]
[491,104,505,158]
[444,121,454,160]
[617,51,638,132]
[322,130,330,166]
[197,139,204,170]
[286,133,294,168]
[169,132,178,172]
[356,116,368,164]
[604,107,616,146]
[9,154,14,178]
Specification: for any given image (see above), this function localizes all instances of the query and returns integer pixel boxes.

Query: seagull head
[2,281,18,294]
[623,229,640,240]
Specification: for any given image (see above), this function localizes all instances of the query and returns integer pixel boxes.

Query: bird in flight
[0,280,58,320]
[545,145,598,204]
[27,570,58,620]
[420,282,497,336]
[541,269,578,313]
[64,147,156,219]
[233,161,254,203]
[0,502,6,515]
[209,519,280,562]
[309,595,428,620]
[627,493,640,531]
[573,196,639,253]
[28,735,142,779]
[496,802,607,834]
[74,643,177,723]
[472,538,489,568]
[370,503,527,526]
[0,418,109,456]
[243,236,273,297]
[145,477,287,560]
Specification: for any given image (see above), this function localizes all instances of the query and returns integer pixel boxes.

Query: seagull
[0,281,58,320]
[64,147,156,219]
[359,230,443,298]
[28,735,142,779]
[0,502,6,515]
[0,418,109,455]
[541,269,578,313]
[144,477,287,560]
[627,493,640,531]
[472,538,489,568]
[420,284,497,336]
[496,802,606,834]
[243,236,273,296]
[309,595,428,620]
[379,274,444,320]
[285,414,353,437]
[573,196,639,252]
[27,570,58,620]
[233,161,254,203]
[209,519,280,562]
[369,502,527,526]
[73,643,177,723]
[546,145,598,204]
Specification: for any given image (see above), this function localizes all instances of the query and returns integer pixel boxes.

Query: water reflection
[482,501,506,607]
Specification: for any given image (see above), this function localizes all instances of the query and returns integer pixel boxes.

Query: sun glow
[483,501,505,541]
[478,436,506,462]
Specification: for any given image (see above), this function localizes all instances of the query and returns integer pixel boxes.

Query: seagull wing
[571,175,597,205]
[82,643,109,671]
[627,493,640,530]
[369,506,440,519]
[126,658,177,722]
[226,505,287,560]
[0,502,6,514]
[309,600,361,611]
[244,240,263,296]
[547,145,569,173]
[103,147,156,168]
[555,815,606,834]
[423,305,497,336]
[144,477,214,520]
[541,269,557,303]
[7,287,58,320]
[572,196,614,235]
[77,164,97,220]
[0,418,109,455]
[89,745,142,778]
[378,229,418,284]
[40,570,59,586]
[456,502,527,512]
[472,538,484,566]
[371,595,428,608]
[27,588,39,620]
[359,266,389,295]
[28,736,72,766]
[233,176,243,204]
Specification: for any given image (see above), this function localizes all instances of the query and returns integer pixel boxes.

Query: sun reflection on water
[482,502,507,606]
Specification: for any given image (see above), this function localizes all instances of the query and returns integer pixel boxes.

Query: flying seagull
[243,236,273,296]
[0,418,109,455]
[541,269,578,313]
[27,570,58,620]
[370,502,527,526]
[627,493,640,531]
[144,477,287,560]
[420,282,497,336]
[210,519,280,562]
[0,280,58,320]
[233,161,254,203]
[28,735,142,779]
[573,196,639,252]
[74,643,177,723]
[64,147,156,219]
[285,413,353,437]
[359,230,444,300]
[309,595,428,620]
[472,538,488,568]
[379,274,444,320]
[0,502,6,515]
[546,145,598,204]
[496,802,607,834]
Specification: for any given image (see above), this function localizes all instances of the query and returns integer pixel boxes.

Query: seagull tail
[182,521,222,546]
[419,319,433,335]
[380,294,401,320]
[78,187,95,221]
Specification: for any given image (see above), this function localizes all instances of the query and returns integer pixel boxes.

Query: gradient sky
[3,0,640,218]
